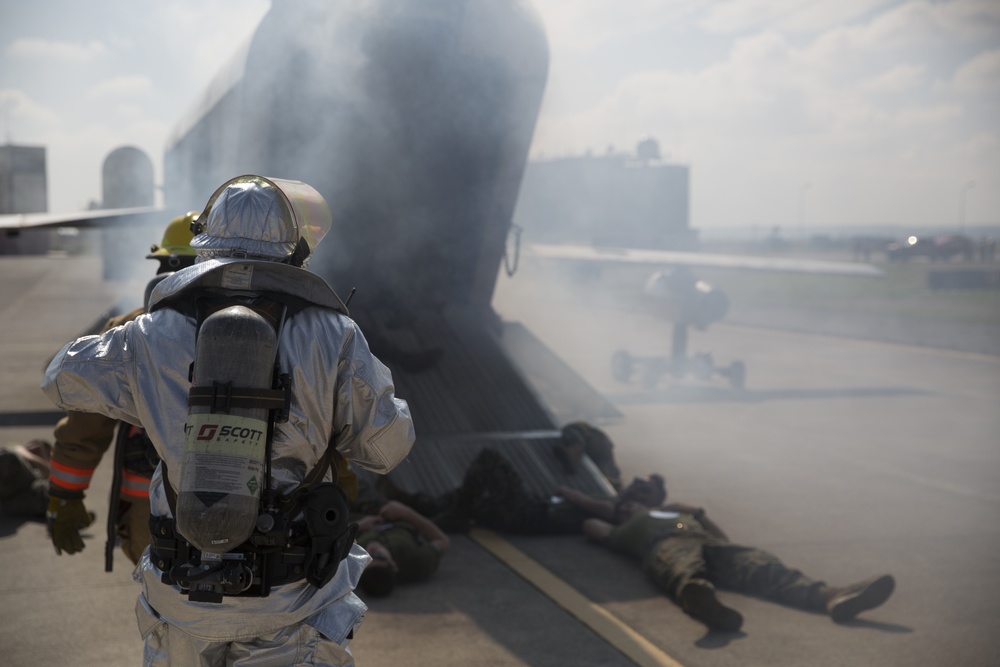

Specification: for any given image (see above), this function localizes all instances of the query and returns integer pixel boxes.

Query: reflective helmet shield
[269,177,332,255]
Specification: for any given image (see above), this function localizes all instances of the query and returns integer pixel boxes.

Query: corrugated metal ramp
[358,431,617,500]
[352,307,620,499]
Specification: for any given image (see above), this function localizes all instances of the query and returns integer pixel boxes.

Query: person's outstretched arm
[555,485,617,521]
[379,500,451,552]
[583,518,614,543]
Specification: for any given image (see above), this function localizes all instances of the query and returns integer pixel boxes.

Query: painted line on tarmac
[0,410,65,427]
[470,528,684,667]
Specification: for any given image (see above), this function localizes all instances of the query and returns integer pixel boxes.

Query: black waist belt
[148,515,309,595]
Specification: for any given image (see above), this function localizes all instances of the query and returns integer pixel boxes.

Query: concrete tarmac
[2,253,998,666]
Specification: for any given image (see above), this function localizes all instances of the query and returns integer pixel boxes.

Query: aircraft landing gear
[611,324,746,390]
[720,360,745,390]
[611,349,634,383]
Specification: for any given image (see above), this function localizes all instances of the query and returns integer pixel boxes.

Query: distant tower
[102,146,154,208]
[101,146,156,280]
[635,138,661,162]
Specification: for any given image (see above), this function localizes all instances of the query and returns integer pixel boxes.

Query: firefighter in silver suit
[42,175,415,666]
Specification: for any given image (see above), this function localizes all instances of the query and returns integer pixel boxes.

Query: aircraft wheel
[727,361,746,389]
[692,353,714,380]
[611,350,634,383]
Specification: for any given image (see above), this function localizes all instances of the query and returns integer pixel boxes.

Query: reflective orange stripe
[49,460,95,492]
[120,470,151,499]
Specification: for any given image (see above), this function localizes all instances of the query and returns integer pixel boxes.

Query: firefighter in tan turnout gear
[47,212,200,566]
[42,175,414,666]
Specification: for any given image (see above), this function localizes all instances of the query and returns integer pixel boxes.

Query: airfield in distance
[1,248,998,667]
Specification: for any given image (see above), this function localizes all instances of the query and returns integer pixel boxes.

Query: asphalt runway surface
[1,253,998,666]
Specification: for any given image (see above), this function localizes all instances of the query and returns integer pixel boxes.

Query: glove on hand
[47,495,95,555]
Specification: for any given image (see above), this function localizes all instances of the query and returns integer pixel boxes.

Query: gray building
[513,141,697,250]
[0,143,47,214]
[0,144,49,254]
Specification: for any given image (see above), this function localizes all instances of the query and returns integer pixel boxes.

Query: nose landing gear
[611,324,746,390]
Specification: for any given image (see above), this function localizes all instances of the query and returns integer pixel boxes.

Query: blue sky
[1,0,997,231]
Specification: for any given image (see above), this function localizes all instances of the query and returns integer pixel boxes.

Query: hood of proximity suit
[189,175,332,268]
[147,257,350,316]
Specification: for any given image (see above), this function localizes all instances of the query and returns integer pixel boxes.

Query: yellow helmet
[148,211,199,271]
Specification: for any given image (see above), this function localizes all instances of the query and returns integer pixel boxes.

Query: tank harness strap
[301,432,343,487]
[188,384,288,413]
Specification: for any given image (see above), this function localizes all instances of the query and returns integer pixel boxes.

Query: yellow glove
[46,495,95,555]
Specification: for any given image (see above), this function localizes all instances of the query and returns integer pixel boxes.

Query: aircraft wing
[0,206,166,231]
[523,243,885,278]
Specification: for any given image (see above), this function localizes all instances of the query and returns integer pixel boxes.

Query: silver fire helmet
[190,175,332,267]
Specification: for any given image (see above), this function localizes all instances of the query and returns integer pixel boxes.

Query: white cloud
[953,48,1000,94]
[87,76,153,102]
[859,64,927,94]
[701,0,898,35]
[808,0,1000,75]
[0,89,61,140]
[891,104,964,131]
[956,132,997,161]
[534,0,1000,228]
[5,38,107,63]
[4,0,996,226]
[533,0,698,53]
[155,1,269,84]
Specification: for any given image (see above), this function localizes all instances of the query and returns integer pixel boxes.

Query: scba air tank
[176,305,277,554]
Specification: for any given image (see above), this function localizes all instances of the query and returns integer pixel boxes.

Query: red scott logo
[189,423,264,442]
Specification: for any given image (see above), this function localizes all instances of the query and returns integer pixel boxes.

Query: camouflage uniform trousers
[644,535,827,611]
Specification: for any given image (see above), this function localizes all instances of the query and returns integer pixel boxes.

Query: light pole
[798,182,812,240]
[958,180,976,234]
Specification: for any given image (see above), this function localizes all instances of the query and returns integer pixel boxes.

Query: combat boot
[824,574,895,623]
[678,579,743,632]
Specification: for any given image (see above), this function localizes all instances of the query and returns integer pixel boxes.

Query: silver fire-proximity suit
[42,176,415,666]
